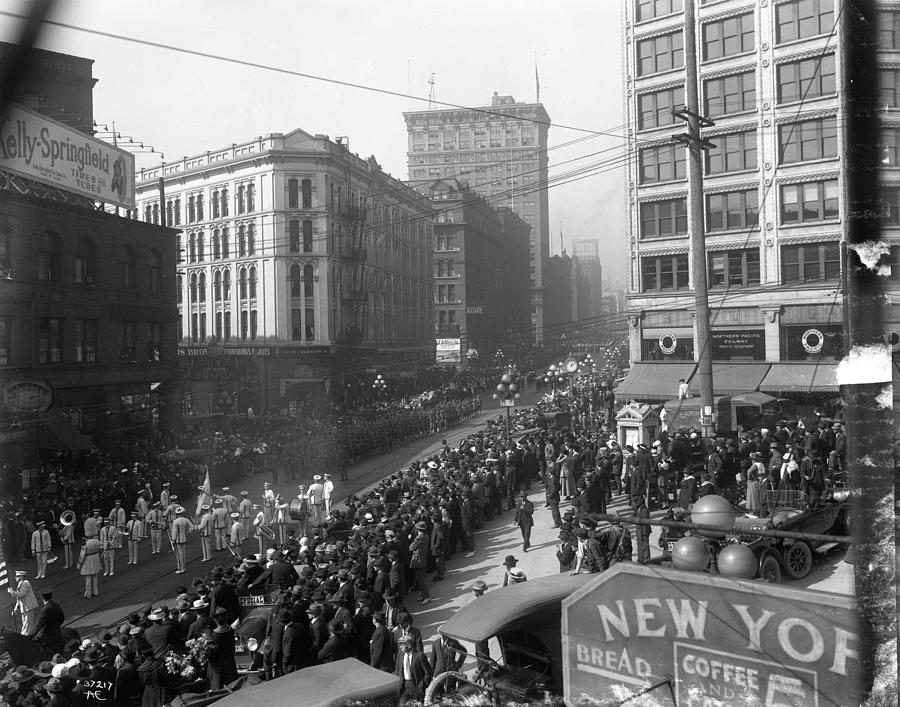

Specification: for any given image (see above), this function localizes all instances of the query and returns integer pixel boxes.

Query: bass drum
[288,498,308,522]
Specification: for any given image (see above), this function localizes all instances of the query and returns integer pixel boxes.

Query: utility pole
[674,0,715,437]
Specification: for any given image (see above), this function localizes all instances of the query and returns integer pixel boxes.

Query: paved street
[3,385,851,646]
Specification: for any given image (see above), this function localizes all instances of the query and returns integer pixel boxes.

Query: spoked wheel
[242,459,256,477]
[759,552,782,583]
[781,540,813,579]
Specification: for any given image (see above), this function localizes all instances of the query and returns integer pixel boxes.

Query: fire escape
[339,198,368,346]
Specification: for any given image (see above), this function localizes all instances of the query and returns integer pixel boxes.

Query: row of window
[188,310,258,343]
[436,284,457,303]
[636,55,835,130]
[636,1,835,75]
[182,225,256,263]
[181,266,260,305]
[638,117,837,184]
[0,317,163,366]
[143,184,256,226]
[639,242,840,292]
[639,178,838,239]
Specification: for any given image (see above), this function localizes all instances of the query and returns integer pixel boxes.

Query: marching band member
[252,503,269,558]
[78,538,102,598]
[197,504,213,561]
[219,487,237,514]
[108,500,127,548]
[307,475,325,529]
[99,518,120,576]
[238,491,253,535]
[125,510,144,565]
[229,512,247,552]
[323,473,334,520]
[164,495,179,536]
[135,493,150,538]
[8,570,38,634]
[60,515,75,569]
[294,486,309,539]
[212,498,229,551]
[147,501,165,554]
[273,494,289,546]
[31,521,52,579]
[171,506,193,574]
[262,481,276,524]
[159,482,171,510]
[83,508,101,540]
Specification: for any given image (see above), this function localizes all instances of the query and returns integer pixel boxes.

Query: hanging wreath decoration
[658,333,678,355]
[801,328,825,354]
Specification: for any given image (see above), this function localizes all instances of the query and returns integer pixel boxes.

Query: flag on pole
[0,538,8,588]
[196,466,211,518]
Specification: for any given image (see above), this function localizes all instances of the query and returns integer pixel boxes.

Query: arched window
[221,187,229,217]
[223,270,231,300]
[437,260,446,277]
[290,264,303,297]
[121,245,136,289]
[239,267,248,299]
[289,221,300,253]
[303,264,314,298]
[247,223,256,255]
[249,266,257,299]
[302,220,313,252]
[189,234,197,263]
[148,250,163,292]
[197,233,205,261]
[176,235,184,264]
[240,310,249,341]
[188,196,196,223]
[238,226,246,257]
[237,185,245,215]
[176,274,183,304]
[291,309,302,341]
[250,310,258,341]
[305,307,315,341]
[74,237,97,285]
[214,271,222,301]
[212,230,221,260]
[198,272,207,302]
[247,183,255,212]
[190,273,198,302]
[221,228,230,259]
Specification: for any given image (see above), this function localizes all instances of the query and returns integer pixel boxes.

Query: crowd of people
[0,358,852,706]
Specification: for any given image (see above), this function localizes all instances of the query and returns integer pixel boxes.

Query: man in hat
[108,500,127,548]
[159,483,171,510]
[33,589,65,655]
[83,508,101,541]
[633,496,651,564]
[281,608,312,673]
[208,571,240,625]
[263,481,276,524]
[252,503,271,558]
[125,511,144,565]
[500,555,519,587]
[408,521,431,604]
[513,491,534,552]
[77,537,102,598]
[171,507,193,574]
[238,491,253,535]
[196,504,213,561]
[307,476,325,528]
[212,498,230,552]
[323,473,335,520]
[307,603,328,658]
[369,611,394,672]
[144,607,179,655]
[31,520,52,579]
[218,487,237,515]
[99,518,120,577]
[146,502,165,555]
[229,512,246,553]
[7,569,38,634]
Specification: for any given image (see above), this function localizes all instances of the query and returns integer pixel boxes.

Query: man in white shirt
[8,570,38,635]
[262,482,276,524]
[171,507,193,574]
[229,512,246,553]
[211,499,229,552]
[238,491,253,535]
[99,518,120,576]
[323,474,335,520]
[60,514,75,569]
[307,476,325,529]
[31,521,52,579]
[108,500,127,548]
[677,378,689,399]
[146,502,165,554]
[125,511,144,565]
[196,504,213,561]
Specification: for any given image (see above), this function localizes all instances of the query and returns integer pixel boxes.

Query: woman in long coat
[206,615,238,690]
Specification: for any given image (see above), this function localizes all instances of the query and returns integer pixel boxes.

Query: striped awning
[759,363,840,393]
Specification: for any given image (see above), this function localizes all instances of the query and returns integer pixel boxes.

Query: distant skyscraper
[404,92,550,342]
[573,239,603,319]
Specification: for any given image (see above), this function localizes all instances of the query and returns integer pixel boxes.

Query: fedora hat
[148,608,166,621]
[503,555,517,566]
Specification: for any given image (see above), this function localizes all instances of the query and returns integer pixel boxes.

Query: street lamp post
[372,374,387,399]
[492,371,520,440]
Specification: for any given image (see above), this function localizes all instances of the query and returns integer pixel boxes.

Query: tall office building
[617,0,854,405]
[572,238,604,319]
[404,93,550,342]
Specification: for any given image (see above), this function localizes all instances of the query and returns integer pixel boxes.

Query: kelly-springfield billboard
[0,103,135,209]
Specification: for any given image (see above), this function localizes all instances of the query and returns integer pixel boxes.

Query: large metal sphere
[501,373,512,384]
[691,494,737,538]
[717,543,757,579]
[671,536,709,572]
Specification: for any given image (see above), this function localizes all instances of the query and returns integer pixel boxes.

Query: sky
[1,0,629,287]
